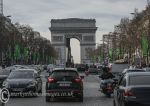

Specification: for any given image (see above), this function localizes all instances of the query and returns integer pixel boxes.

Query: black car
[113,72,150,106]
[3,69,42,96]
[45,68,84,102]
[85,68,98,75]
[76,64,86,72]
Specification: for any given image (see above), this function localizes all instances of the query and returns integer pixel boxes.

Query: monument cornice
[50,27,97,30]
[51,18,96,23]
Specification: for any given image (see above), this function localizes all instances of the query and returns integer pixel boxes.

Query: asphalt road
[6,64,128,106]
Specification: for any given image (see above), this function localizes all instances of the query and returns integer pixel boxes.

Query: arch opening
[70,38,81,64]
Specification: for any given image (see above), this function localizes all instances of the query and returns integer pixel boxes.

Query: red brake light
[123,90,134,97]
[74,78,82,84]
[48,77,55,83]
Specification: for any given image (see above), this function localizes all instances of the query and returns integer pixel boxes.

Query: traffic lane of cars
[6,73,113,106]
[4,63,150,105]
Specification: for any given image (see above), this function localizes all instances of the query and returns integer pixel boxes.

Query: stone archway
[49,18,97,64]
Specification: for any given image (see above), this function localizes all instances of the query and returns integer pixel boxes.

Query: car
[3,69,42,96]
[113,72,150,106]
[76,64,86,72]
[45,68,84,102]
[85,68,98,75]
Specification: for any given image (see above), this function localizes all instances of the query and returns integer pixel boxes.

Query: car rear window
[129,75,150,85]
[51,70,78,78]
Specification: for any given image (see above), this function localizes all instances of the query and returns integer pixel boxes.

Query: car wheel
[78,93,83,102]
[78,96,83,102]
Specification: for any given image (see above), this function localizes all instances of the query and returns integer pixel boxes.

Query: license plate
[59,92,73,96]
[51,91,73,97]
[59,83,70,87]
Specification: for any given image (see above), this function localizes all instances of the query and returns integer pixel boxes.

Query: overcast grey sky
[4,0,147,63]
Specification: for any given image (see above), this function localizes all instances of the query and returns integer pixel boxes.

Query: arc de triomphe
[49,18,97,64]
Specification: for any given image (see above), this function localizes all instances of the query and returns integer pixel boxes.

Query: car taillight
[48,77,55,83]
[74,78,82,84]
[123,90,134,97]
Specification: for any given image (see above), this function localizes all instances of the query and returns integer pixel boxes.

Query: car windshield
[8,71,34,79]
[129,75,150,85]
[51,70,78,78]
